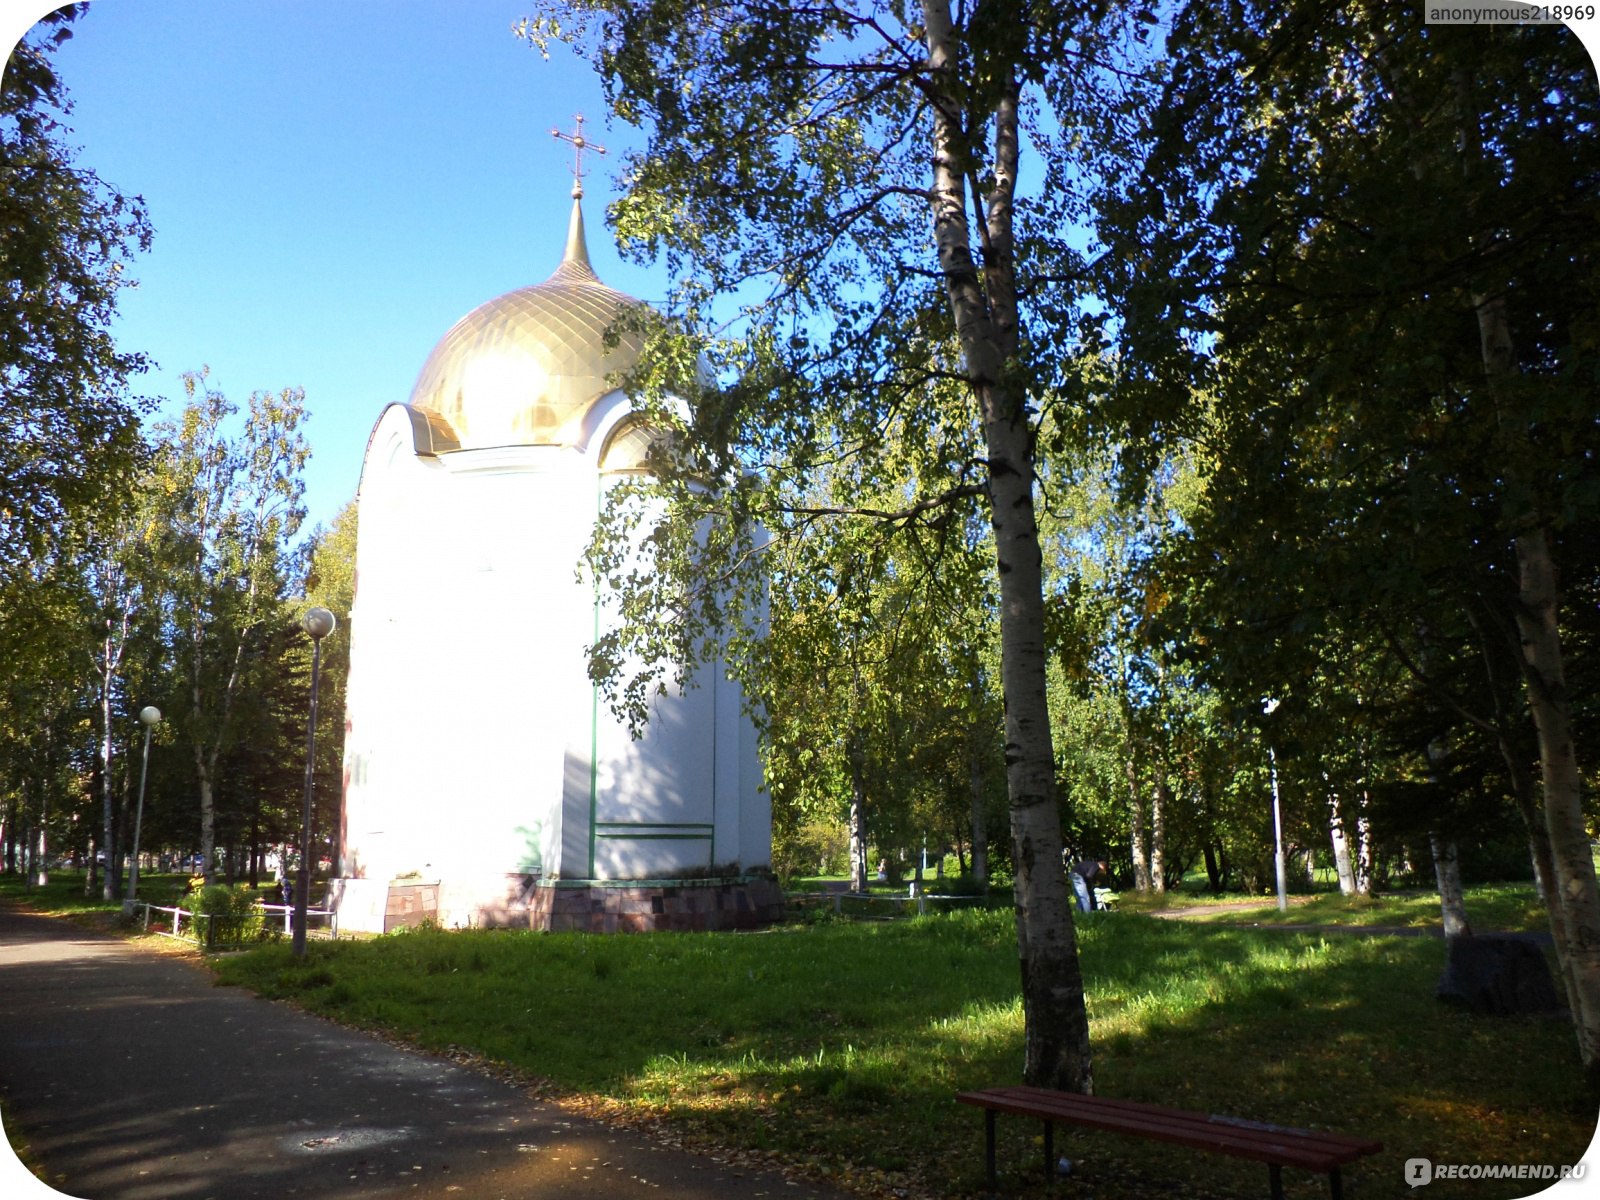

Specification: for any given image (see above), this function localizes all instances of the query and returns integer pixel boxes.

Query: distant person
[1070,858,1107,913]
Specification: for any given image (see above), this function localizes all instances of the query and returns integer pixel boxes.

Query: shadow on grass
[211,909,1594,1200]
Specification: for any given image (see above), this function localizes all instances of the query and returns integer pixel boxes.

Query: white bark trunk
[1127,757,1149,892]
[1328,788,1356,896]
[1150,779,1168,892]
[1429,831,1473,939]
[1514,526,1600,1078]
[1457,63,1600,1079]
[1354,804,1375,896]
[967,732,989,887]
[923,0,1089,1091]
[847,719,870,893]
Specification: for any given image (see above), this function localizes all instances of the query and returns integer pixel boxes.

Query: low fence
[128,901,337,950]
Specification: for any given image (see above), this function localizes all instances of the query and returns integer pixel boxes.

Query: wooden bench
[956,1086,1381,1198]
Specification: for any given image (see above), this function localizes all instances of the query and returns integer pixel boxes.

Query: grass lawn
[1123,883,1551,935]
[6,870,1592,1198]
[198,906,1595,1200]
[0,869,197,915]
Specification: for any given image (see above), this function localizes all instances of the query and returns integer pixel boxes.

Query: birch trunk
[847,725,869,894]
[1429,831,1473,939]
[1458,64,1600,1080]
[95,611,129,902]
[1353,802,1375,896]
[1150,779,1168,892]
[967,733,989,888]
[1126,756,1149,892]
[100,698,115,900]
[924,0,1090,1092]
[1328,787,1356,896]
[1514,526,1600,1077]
[1495,711,1578,1014]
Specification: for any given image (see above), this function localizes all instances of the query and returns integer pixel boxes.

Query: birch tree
[154,370,309,881]
[522,0,1156,1090]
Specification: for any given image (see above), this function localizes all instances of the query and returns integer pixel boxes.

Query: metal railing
[255,902,338,938]
[127,900,336,949]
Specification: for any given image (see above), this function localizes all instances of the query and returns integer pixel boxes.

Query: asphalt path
[0,908,852,1200]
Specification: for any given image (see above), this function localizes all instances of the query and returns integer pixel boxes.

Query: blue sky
[3,0,667,536]
[2,0,1599,541]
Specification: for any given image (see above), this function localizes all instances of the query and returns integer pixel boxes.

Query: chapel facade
[330,195,778,933]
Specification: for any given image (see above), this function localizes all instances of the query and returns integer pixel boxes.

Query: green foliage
[0,6,153,582]
[149,368,312,875]
[1096,1,1599,762]
[180,881,267,946]
[522,2,1169,1084]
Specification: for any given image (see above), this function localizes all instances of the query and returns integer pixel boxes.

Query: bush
[181,883,267,947]
[772,816,851,884]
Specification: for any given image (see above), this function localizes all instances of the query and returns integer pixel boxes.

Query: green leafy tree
[151,370,310,881]
[1097,1,1600,1075]
[0,558,94,883]
[524,0,1160,1092]
[0,6,152,583]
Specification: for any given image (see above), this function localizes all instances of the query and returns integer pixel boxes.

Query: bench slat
[962,1087,1379,1155]
[957,1087,1382,1171]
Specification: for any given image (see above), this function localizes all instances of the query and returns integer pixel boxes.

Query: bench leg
[1330,1167,1343,1200]
[984,1109,997,1186]
[1269,1163,1284,1200]
[1043,1120,1054,1184]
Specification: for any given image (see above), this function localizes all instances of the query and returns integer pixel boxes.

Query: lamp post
[294,607,337,958]
[1263,698,1288,913]
[123,706,162,908]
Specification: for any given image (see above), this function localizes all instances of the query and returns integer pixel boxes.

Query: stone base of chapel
[527,876,786,933]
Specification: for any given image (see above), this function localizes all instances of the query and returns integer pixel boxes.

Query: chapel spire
[550,114,606,280]
[561,195,593,272]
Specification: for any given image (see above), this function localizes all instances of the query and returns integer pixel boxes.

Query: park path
[0,908,852,1200]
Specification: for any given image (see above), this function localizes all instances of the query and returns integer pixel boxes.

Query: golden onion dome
[408,199,646,449]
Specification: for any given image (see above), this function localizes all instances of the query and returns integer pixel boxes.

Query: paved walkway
[0,909,852,1200]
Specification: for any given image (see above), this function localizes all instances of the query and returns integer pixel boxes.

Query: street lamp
[1263,698,1288,913]
[293,607,337,958]
[123,706,162,909]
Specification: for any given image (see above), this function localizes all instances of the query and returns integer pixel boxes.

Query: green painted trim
[596,832,714,841]
[595,821,715,830]
[589,475,602,879]
[711,657,719,858]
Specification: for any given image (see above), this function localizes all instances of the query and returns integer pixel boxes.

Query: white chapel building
[331,192,777,934]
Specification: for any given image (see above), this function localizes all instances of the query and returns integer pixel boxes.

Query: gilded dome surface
[408,202,646,449]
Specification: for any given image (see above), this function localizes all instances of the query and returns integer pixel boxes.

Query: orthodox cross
[550,113,607,199]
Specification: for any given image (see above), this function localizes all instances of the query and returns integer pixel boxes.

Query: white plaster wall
[339,394,770,927]
[342,406,591,898]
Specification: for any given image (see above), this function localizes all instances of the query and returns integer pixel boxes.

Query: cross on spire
[550,113,607,199]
